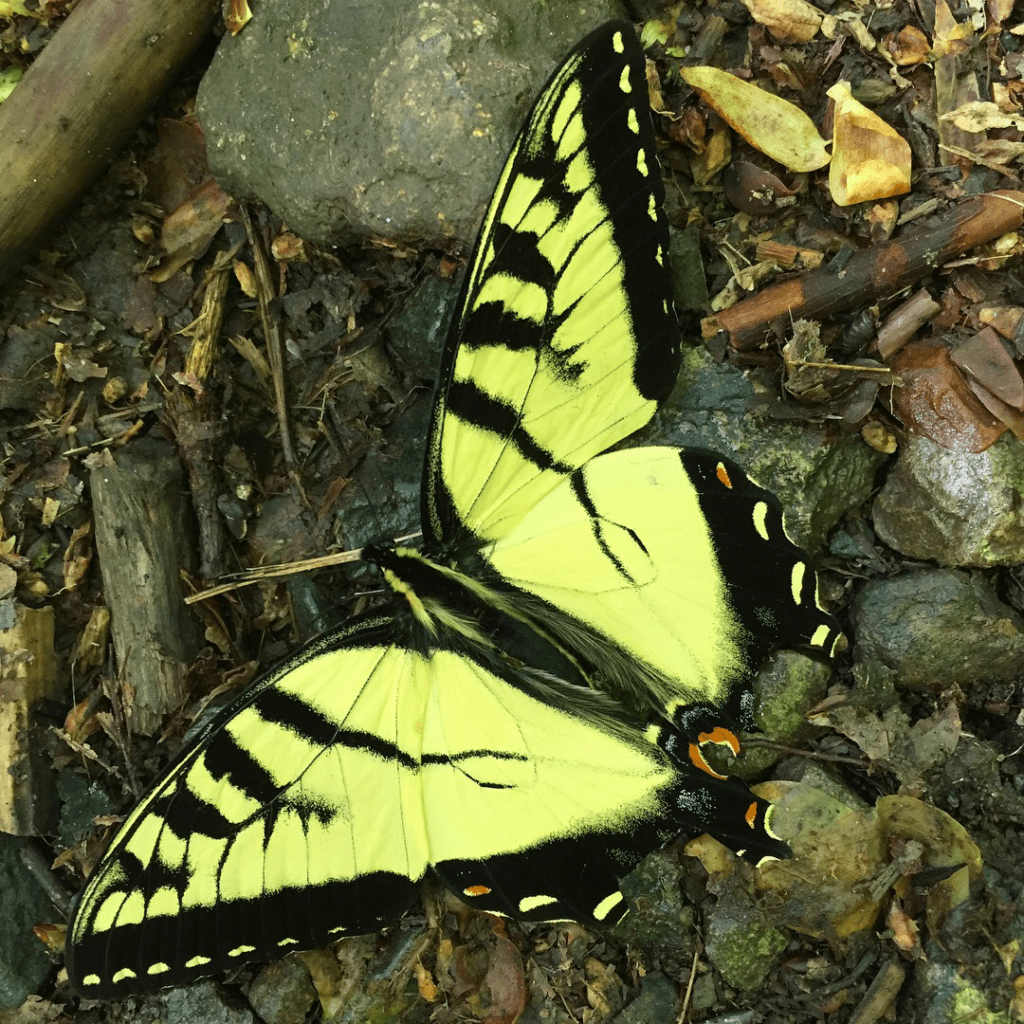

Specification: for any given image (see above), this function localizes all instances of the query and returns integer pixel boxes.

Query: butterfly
[65,20,840,998]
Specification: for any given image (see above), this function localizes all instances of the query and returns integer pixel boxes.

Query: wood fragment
[90,439,203,734]
[755,239,824,270]
[0,604,59,835]
[170,390,226,581]
[874,288,942,360]
[846,961,906,1024]
[702,191,1024,353]
[0,0,220,290]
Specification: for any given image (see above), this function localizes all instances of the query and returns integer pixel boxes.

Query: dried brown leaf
[152,179,234,283]
[723,160,798,213]
[73,605,110,673]
[224,0,252,35]
[950,327,1024,408]
[883,25,931,65]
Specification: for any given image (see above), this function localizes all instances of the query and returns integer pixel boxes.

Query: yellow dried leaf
[0,67,22,104]
[934,0,975,55]
[680,67,830,172]
[990,0,1015,25]
[992,83,1021,112]
[73,606,111,673]
[827,82,912,206]
[233,259,258,298]
[883,25,932,65]
[739,0,821,42]
[690,127,732,185]
[943,99,1023,131]
[41,497,60,528]
[823,12,877,52]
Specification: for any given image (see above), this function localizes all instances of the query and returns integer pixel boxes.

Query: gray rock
[163,979,258,1024]
[732,651,832,775]
[873,433,1024,566]
[702,888,788,992]
[852,568,1024,690]
[334,394,431,551]
[661,347,885,550]
[57,768,114,848]
[613,973,679,1023]
[0,834,57,1008]
[384,271,459,384]
[909,938,1008,1024]
[247,955,317,1024]
[197,0,626,247]
[615,854,697,977]
[333,272,455,549]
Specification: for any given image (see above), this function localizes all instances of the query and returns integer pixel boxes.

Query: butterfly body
[66,21,840,999]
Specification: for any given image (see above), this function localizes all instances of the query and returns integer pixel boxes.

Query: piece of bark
[90,439,202,734]
[0,604,59,835]
[702,190,1024,353]
[874,288,942,360]
[0,0,219,291]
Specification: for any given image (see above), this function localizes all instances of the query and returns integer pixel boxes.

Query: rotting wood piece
[702,190,1024,354]
[90,439,202,735]
[0,604,59,835]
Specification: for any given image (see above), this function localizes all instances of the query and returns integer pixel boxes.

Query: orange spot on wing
[698,726,740,755]
[716,463,733,488]
[745,802,759,829]
[689,741,727,780]
[464,885,491,897]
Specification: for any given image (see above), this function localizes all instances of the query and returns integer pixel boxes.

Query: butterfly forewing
[423,22,679,548]
[67,615,696,996]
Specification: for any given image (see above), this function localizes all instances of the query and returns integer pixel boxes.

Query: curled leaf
[723,161,798,213]
[883,25,932,65]
[827,81,911,206]
[681,66,830,172]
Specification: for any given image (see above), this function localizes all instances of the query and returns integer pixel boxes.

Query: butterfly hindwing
[483,446,841,721]
[66,617,422,995]
[423,22,679,548]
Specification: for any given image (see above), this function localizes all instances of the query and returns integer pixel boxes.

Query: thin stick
[184,532,423,604]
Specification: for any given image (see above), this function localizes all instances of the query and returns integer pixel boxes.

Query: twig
[703,190,1024,353]
[241,206,299,476]
[183,532,422,604]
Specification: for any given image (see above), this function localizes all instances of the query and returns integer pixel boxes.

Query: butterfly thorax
[362,541,603,699]
[362,541,494,642]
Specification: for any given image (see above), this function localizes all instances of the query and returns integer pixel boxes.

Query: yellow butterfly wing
[422,22,678,547]
[66,616,692,997]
